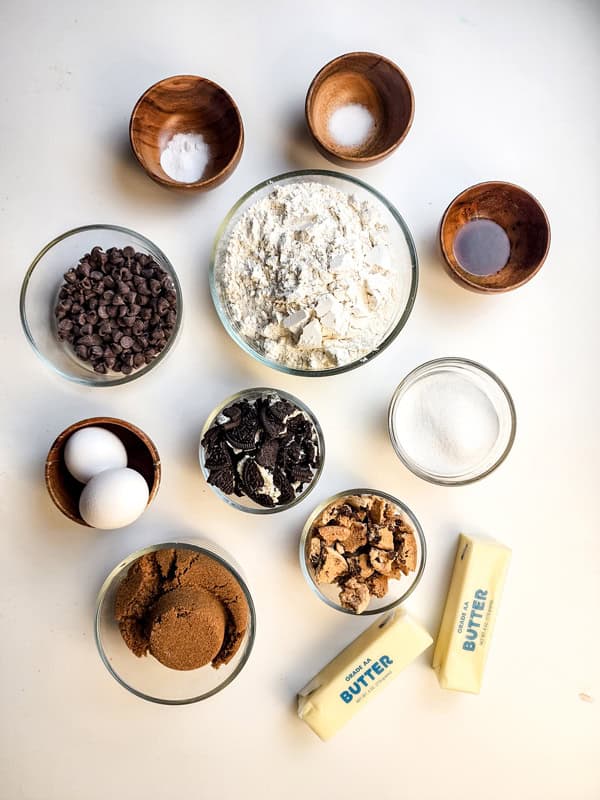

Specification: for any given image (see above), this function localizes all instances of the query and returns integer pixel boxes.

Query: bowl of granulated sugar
[129,75,244,191]
[388,358,516,485]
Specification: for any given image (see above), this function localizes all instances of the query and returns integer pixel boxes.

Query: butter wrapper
[297,609,432,741]
[432,533,511,694]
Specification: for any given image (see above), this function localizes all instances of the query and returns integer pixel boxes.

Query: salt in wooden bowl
[305,52,414,167]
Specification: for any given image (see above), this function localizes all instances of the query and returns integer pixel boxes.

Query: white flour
[218,181,403,370]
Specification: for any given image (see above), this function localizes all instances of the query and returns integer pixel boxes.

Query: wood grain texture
[129,74,244,191]
[305,52,414,167]
[45,417,161,527]
[439,181,551,293]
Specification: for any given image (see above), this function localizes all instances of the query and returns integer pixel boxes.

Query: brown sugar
[148,587,227,670]
[114,547,250,670]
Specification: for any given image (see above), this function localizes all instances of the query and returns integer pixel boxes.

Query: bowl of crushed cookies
[300,489,426,614]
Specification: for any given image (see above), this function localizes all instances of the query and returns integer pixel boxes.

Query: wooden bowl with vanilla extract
[129,75,244,191]
[305,52,414,167]
[439,181,551,293]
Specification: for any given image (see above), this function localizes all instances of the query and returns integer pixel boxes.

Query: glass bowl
[199,387,325,514]
[299,488,426,615]
[95,541,256,704]
[209,169,418,376]
[20,224,183,386]
[388,357,517,486]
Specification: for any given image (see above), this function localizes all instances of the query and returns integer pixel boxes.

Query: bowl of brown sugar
[95,542,256,704]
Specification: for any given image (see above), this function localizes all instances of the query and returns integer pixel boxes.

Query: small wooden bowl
[305,52,414,167]
[440,181,551,293]
[129,75,244,191]
[45,417,161,527]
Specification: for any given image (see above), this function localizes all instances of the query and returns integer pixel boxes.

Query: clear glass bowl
[209,169,418,376]
[388,357,517,486]
[299,488,426,615]
[95,541,256,704]
[199,387,325,514]
[20,224,183,386]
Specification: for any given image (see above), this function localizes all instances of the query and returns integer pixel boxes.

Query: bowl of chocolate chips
[199,388,325,513]
[20,224,182,386]
[300,489,426,614]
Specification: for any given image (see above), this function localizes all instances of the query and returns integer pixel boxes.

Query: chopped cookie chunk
[348,553,374,579]
[369,497,387,525]
[308,493,419,613]
[368,525,394,551]
[339,578,370,614]
[343,521,368,553]
[368,573,389,598]
[315,547,348,584]
[369,547,395,575]
[397,531,418,574]
[309,536,322,567]
[317,524,350,545]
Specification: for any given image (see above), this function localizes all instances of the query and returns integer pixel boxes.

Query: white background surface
[1,1,598,798]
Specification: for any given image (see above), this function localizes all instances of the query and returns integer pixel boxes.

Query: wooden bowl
[305,52,414,167]
[440,181,551,293]
[45,417,161,527]
[129,75,244,191]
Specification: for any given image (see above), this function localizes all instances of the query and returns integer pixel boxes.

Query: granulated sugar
[392,372,500,476]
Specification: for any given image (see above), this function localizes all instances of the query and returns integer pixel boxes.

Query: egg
[64,426,128,484]
[79,467,150,529]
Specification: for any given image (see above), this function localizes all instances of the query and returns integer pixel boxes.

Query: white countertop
[1,1,598,798]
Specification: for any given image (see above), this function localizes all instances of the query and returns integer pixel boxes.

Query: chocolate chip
[53,245,177,375]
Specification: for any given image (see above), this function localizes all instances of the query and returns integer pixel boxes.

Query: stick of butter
[432,533,511,694]
[297,609,432,741]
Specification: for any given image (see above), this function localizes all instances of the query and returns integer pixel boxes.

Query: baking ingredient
[297,609,432,741]
[159,132,210,183]
[202,391,321,508]
[64,426,127,483]
[114,547,250,669]
[392,371,500,476]
[79,467,149,529]
[55,246,178,375]
[328,103,374,148]
[453,219,511,276]
[308,494,418,613]
[147,587,226,670]
[218,181,406,370]
[432,533,511,693]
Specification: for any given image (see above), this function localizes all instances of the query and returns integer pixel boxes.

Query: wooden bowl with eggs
[45,417,161,527]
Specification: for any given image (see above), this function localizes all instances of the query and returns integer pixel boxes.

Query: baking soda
[160,132,209,183]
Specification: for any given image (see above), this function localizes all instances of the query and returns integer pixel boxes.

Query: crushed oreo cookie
[308,494,418,613]
[202,391,321,508]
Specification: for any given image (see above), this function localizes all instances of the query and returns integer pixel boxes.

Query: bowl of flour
[210,170,418,375]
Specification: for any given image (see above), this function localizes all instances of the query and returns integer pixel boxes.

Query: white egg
[79,467,150,529]
[64,426,128,484]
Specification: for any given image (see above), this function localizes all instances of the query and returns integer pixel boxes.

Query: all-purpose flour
[218,181,405,370]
